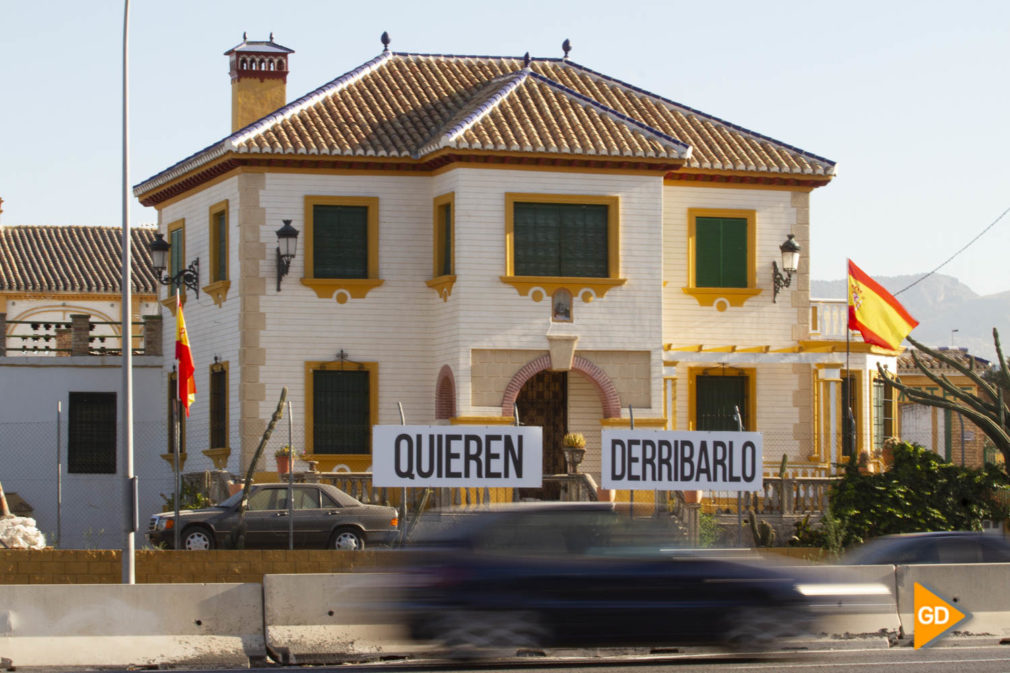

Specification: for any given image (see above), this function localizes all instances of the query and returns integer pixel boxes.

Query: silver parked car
[148,483,399,550]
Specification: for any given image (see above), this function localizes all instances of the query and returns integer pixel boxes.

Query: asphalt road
[25,641,1010,673]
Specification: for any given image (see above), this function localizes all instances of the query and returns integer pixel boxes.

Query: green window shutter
[438,203,452,276]
[842,375,856,457]
[313,205,368,278]
[68,392,117,474]
[213,211,227,282]
[514,203,607,277]
[696,376,747,431]
[313,370,370,454]
[695,217,747,288]
[169,228,184,278]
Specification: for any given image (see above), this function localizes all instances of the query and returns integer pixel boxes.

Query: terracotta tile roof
[136,52,835,195]
[0,226,158,294]
[898,347,991,373]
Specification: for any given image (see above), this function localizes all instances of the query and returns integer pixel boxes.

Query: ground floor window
[695,373,749,430]
[307,362,378,455]
[68,392,116,473]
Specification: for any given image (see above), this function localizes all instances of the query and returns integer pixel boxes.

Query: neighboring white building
[133,37,900,497]
[0,224,168,548]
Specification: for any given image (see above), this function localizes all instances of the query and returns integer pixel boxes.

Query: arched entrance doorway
[515,370,568,500]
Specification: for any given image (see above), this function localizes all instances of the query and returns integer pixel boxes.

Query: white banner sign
[601,430,763,491]
[372,425,542,487]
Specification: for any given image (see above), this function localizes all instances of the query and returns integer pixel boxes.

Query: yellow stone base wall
[0,549,406,585]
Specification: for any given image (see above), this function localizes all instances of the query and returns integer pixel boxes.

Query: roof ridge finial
[269,32,274,42]
[562,38,571,60]
[381,31,390,52]
[242,31,247,42]
[523,52,531,68]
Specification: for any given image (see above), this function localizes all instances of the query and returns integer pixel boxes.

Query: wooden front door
[515,370,568,500]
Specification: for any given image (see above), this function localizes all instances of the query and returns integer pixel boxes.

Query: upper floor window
[209,201,228,283]
[434,193,454,277]
[872,377,894,450]
[301,196,383,301]
[502,194,624,302]
[684,209,759,308]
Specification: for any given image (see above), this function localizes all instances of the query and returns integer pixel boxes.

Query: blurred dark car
[148,483,398,550]
[399,503,812,655]
[840,531,1010,565]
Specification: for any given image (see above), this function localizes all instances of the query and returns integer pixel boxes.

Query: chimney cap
[225,34,293,56]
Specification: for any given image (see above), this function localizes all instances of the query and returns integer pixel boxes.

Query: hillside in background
[811,273,1010,364]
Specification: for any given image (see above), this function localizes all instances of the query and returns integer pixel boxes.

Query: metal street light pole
[120,0,137,584]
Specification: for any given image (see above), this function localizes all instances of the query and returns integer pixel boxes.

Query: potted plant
[562,432,586,474]
[274,445,294,474]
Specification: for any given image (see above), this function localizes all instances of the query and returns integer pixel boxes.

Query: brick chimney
[225,33,294,133]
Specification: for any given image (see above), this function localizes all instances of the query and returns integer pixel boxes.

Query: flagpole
[174,290,182,550]
[120,0,136,585]
[845,260,854,467]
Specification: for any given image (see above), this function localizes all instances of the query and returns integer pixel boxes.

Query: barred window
[68,392,116,474]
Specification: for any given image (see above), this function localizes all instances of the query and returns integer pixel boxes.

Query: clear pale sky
[3,1,1008,294]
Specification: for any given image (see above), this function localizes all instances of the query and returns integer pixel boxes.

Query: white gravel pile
[0,515,47,549]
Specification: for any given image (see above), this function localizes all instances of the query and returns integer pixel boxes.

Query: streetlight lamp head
[779,234,801,274]
[275,219,300,291]
[276,219,299,261]
[149,232,170,275]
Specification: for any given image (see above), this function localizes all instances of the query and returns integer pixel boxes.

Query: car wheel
[724,606,799,651]
[181,526,215,551]
[330,527,365,551]
[440,610,546,658]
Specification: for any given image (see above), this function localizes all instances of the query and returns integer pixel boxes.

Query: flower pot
[682,490,703,504]
[275,455,292,474]
[562,446,586,474]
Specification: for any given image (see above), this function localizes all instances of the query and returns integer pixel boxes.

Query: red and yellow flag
[847,259,918,350]
[175,294,196,416]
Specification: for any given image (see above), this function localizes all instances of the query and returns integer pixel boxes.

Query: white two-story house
[134,36,899,500]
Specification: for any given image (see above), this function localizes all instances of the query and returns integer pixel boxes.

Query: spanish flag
[847,260,918,350]
[175,294,196,416]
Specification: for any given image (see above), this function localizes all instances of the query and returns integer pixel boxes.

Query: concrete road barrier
[0,583,264,668]
[788,564,900,638]
[896,564,1010,638]
[263,572,428,664]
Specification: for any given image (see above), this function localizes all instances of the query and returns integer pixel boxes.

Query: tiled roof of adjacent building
[0,226,158,294]
[898,347,991,373]
[136,51,836,200]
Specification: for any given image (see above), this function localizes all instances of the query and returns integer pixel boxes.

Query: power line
[894,206,1010,296]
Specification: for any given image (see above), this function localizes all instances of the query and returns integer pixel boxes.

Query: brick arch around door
[501,355,622,420]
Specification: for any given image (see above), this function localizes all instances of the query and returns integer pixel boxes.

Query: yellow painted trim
[2,292,156,303]
[503,194,623,300]
[450,416,515,425]
[801,339,902,355]
[686,207,759,307]
[207,199,229,286]
[500,276,626,302]
[207,360,230,462]
[599,417,667,428]
[202,280,231,308]
[687,367,757,431]
[304,360,379,457]
[664,175,822,193]
[426,275,457,302]
[681,287,762,309]
[160,452,188,471]
[432,192,454,276]
[302,196,381,299]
